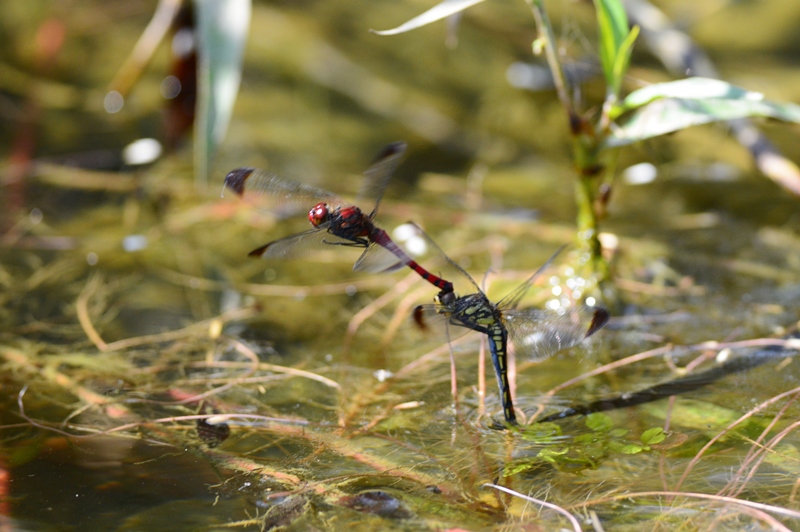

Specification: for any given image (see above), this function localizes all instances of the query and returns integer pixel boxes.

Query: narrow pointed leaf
[607,96,800,147]
[594,0,630,96]
[615,77,763,117]
[370,0,486,36]
[194,0,251,185]
[610,25,639,96]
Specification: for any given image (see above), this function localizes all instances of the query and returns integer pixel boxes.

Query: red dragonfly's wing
[248,227,360,261]
[358,141,407,218]
[353,242,406,274]
[502,306,609,361]
[224,167,348,218]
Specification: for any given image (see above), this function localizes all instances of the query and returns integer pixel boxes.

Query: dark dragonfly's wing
[248,227,362,261]
[412,303,476,342]
[358,141,407,218]
[503,305,609,361]
[495,245,567,310]
[224,167,348,218]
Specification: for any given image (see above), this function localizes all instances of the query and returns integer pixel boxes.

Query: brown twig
[675,385,800,492]
[484,483,582,532]
[571,490,800,523]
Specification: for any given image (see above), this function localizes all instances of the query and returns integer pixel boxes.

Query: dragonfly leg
[321,237,368,248]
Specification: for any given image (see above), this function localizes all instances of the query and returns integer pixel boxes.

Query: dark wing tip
[412,305,428,331]
[371,141,407,164]
[224,167,255,196]
[585,307,610,338]
[247,243,270,258]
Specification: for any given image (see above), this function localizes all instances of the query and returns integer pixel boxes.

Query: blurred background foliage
[1,0,800,530]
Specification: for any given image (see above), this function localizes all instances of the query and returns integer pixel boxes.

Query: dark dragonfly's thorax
[448,293,502,335]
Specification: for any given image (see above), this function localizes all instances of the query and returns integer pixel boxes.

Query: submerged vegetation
[1,0,799,529]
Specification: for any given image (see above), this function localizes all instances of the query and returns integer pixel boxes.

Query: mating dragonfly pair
[224,142,608,425]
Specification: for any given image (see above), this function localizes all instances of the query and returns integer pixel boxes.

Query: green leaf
[194,0,251,185]
[519,422,563,443]
[370,0,486,36]
[620,444,645,455]
[641,427,666,445]
[609,428,629,438]
[503,459,539,476]
[593,0,630,98]
[606,95,800,147]
[574,433,600,444]
[586,412,614,432]
[536,447,569,464]
[613,77,764,116]
[610,25,638,97]
[642,399,744,433]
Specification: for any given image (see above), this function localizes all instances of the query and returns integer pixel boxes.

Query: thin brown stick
[720,394,799,497]
[572,490,800,521]
[153,264,390,296]
[484,483,582,532]
[675,386,800,492]
[228,339,341,390]
[107,0,183,97]
[728,419,800,500]
[75,273,108,351]
[343,270,420,352]
[543,345,674,397]
[379,284,432,348]
[106,307,257,352]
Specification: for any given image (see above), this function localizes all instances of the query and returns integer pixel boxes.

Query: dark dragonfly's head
[434,289,457,307]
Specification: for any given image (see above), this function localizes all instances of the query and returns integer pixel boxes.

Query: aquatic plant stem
[526,0,608,281]
[525,0,572,115]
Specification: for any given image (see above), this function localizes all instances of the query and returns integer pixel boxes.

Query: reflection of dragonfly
[414,242,609,425]
[224,142,453,293]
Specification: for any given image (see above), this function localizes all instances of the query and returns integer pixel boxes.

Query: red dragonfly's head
[308,202,330,227]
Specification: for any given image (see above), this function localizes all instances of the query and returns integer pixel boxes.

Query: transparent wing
[353,242,405,273]
[503,306,609,361]
[412,303,473,342]
[496,244,567,310]
[224,167,348,217]
[358,141,407,218]
[404,222,482,293]
[248,227,362,261]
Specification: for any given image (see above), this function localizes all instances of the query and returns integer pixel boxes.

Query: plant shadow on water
[2,0,800,530]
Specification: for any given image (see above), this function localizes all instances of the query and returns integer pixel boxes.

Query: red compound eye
[308,203,329,226]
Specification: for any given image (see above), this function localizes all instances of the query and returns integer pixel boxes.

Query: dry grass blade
[675,385,800,491]
[228,339,341,390]
[153,265,391,296]
[573,490,800,525]
[76,272,259,352]
[726,419,800,499]
[483,483,582,531]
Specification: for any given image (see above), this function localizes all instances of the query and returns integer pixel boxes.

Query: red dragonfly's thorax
[308,203,372,238]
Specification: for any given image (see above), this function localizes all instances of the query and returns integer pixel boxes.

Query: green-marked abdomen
[487,323,516,425]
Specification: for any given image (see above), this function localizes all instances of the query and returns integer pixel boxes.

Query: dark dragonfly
[414,243,609,425]
[223,142,453,293]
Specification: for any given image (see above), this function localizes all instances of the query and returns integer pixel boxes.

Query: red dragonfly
[224,142,454,293]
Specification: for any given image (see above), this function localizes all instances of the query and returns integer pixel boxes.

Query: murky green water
[2,0,800,530]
